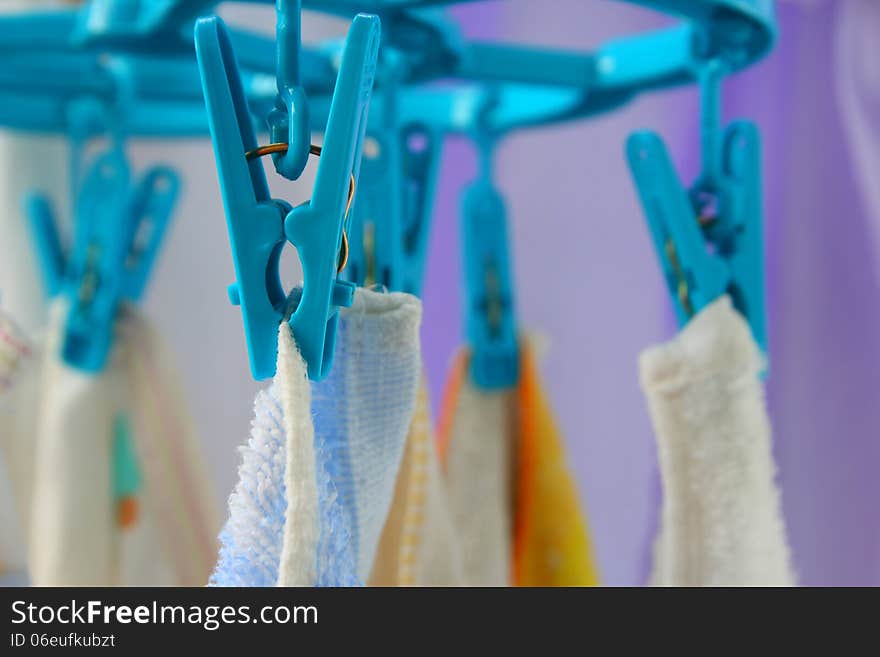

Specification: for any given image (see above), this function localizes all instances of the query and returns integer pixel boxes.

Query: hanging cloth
[641,296,795,586]
[0,303,219,586]
[211,289,422,587]
[438,340,600,586]
[0,313,28,581]
[369,377,464,586]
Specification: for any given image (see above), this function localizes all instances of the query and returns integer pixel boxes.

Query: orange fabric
[512,346,599,586]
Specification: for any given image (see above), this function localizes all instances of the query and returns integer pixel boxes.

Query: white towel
[212,288,422,587]
[0,303,219,586]
[0,312,33,579]
[441,378,514,586]
[641,296,796,586]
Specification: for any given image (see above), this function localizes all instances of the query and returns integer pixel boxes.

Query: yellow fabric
[370,382,433,585]
[371,378,463,586]
[439,344,600,587]
[512,345,599,586]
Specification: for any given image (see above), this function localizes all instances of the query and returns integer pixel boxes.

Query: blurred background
[1,0,878,585]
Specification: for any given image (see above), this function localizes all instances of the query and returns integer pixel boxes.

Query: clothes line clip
[346,49,444,296]
[194,8,380,381]
[462,126,519,390]
[626,58,766,355]
[25,148,179,372]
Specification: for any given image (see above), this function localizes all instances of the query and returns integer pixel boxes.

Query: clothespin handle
[346,50,405,291]
[284,13,379,381]
[196,15,290,380]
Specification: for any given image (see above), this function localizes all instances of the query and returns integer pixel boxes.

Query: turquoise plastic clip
[461,128,518,390]
[73,0,218,52]
[195,12,380,381]
[0,9,281,137]
[626,59,766,354]
[345,55,404,290]
[25,148,179,372]
[269,0,312,180]
[346,50,443,296]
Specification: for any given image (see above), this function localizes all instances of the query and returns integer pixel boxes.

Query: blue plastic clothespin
[345,49,443,296]
[626,59,766,355]
[345,51,404,291]
[268,0,311,181]
[194,10,380,381]
[462,124,519,390]
[25,139,179,372]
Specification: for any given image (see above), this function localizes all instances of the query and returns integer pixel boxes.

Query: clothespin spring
[245,142,356,273]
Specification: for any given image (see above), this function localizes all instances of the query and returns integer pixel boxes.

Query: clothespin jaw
[461,179,519,390]
[196,15,294,381]
[712,119,765,352]
[24,149,179,372]
[195,12,378,381]
[284,13,379,380]
[625,60,766,354]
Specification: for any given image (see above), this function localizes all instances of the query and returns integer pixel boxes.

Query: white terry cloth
[0,313,33,584]
[641,296,796,587]
[369,379,464,586]
[0,443,26,579]
[211,288,423,587]
[442,379,514,587]
[28,336,119,585]
[0,303,219,586]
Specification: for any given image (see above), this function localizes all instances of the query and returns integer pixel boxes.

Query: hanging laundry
[641,296,795,586]
[0,303,219,586]
[0,311,37,585]
[438,355,514,586]
[211,289,422,587]
[369,379,464,586]
[0,314,28,582]
[438,341,600,587]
